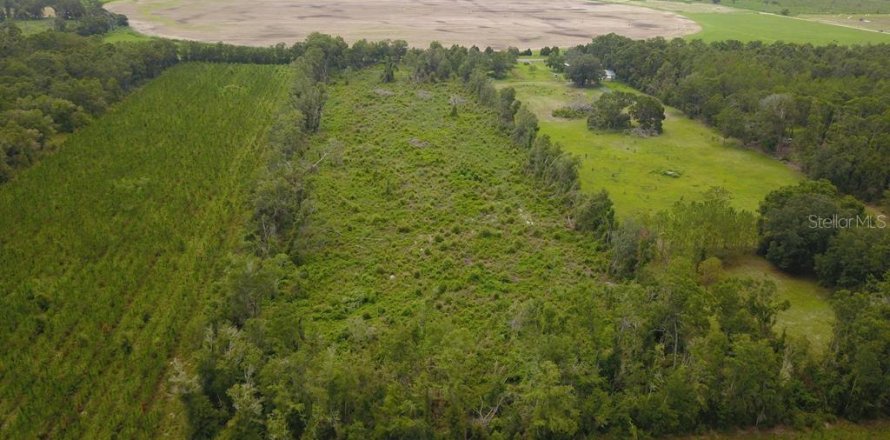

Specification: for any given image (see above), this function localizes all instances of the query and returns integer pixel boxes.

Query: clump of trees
[587,91,666,134]
[656,187,758,261]
[756,180,864,274]
[564,50,604,87]
[755,180,890,289]
[588,91,634,130]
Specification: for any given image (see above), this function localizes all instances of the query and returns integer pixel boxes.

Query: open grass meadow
[684,11,890,44]
[499,63,802,217]
[293,67,609,347]
[0,63,290,438]
[674,0,890,15]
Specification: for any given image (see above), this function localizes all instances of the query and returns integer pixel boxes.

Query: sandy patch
[107,0,699,48]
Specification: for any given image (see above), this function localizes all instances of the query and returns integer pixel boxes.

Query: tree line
[579,34,890,204]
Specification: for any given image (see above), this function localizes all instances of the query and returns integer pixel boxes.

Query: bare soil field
[106,0,699,48]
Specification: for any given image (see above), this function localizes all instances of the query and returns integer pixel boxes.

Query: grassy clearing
[296,67,606,341]
[684,11,890,44]
[8,19,53,34]
[724,256,834,352]
[499,63,834,350]
[102,26,154,43]
[498,63,801,217]
[0,63,290,439]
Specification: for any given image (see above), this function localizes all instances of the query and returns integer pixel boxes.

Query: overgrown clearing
[0,63,289,438]
[498,63,801,216]
[298,68,605,340]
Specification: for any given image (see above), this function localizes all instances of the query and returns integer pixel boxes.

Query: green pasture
[498,63,801,218]
[685,11,890,44]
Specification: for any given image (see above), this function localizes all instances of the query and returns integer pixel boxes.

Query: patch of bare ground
[107,0,699,48]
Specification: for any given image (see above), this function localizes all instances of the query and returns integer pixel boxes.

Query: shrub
[573,190,616,241]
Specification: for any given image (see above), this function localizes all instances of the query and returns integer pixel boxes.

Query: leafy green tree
[497,87,520,132]
[657,187,758,261]
[827,287,890,419]
[545,51,565,72]
[519,361,580,438]
[757,180,864,273]
[648,260,710,366]
[609,218,654,279]
[712,278,788,340]
[755,93,797,151]
[511,106,538,148]
[588,91,634,131]
[573,189,615,241]
[564,51,603,87]
[380,57,397,83]
[720,335,785,427]
[815,226,890,289]
[630,95,666,134]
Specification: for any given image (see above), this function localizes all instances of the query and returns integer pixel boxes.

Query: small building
[603,69,616,81]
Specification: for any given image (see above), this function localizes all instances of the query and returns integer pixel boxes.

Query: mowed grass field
[499,63,801,217]
[685,11,890,44]
[499,63,834,350]
[0,63,290,438]
[604,0,890,44]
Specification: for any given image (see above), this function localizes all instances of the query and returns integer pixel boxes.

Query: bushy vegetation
[0,63,290,438]
[582,34,890,204]
[584,91,666,135]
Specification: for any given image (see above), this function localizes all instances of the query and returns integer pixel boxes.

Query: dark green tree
[630,95,666,134]
[588,91,634,131]
[757,180,864,273]
[564,51,604,87]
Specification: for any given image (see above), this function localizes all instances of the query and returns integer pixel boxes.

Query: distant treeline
[579,34,890,204]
